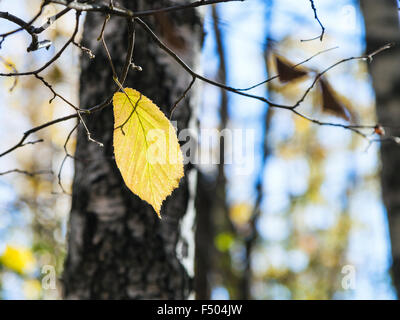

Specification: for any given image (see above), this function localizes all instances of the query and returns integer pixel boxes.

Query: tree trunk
[194,4,230,299]
[360,0,400,296]
[63,0,202,299]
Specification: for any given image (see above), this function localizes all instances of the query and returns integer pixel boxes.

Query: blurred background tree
[0,0,398,299]
[361,0,400,297]
[194,0,395,299]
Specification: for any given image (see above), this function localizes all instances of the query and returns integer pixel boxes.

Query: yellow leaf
[215,232,235,252]
[0,245,36,274]
[113,88,184,217]
[229,202,252,226]
[0,57,16,71]
[23,279,42,300]
[294,116,310,134]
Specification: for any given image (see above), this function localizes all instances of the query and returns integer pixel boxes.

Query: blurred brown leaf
[154,12,186,51]
[319,78,351,121]
[374,124,385,136]
[275,56,308,83]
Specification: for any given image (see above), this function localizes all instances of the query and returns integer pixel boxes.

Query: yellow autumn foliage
[0,245,36,274]
[23,279,42,300]
[229,202,253,226]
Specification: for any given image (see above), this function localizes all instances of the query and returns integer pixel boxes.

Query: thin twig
[87,18,136,114]
[0,1,46,47]
[0,114,78,158]
[170,77,196,119]
[0,11,51,52]
[34,74,81,111]
[236,46,338,92]
[48,0,244,18]
[73,41,95,59]
[32,7,71,34]
[57,122,79,194]
[0,12,81,77]
[114,93,143,135]
[301,0,325,42]
[136,17,394,140]
[0,0,397,163]
[0,169,53,177]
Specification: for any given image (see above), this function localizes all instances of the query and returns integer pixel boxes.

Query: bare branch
[0,169,53,177]
[0,0,397,163]
[236,46,339,92]
[301,0,325,42]
[135,16,394,141]
[136,18,282,109]
[48,0,244,18]
[170,77,196,120]
[0,2,46,47]
[0,11,51,52]
[87,18,136,114]
[57,122,79,194]
[0,114,78,158]
[73,40,95,59]
[0,11,81,77]
[32,7,72,34]
[35,74,80,110]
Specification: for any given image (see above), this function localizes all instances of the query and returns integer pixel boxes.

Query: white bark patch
[176,169,197,278]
